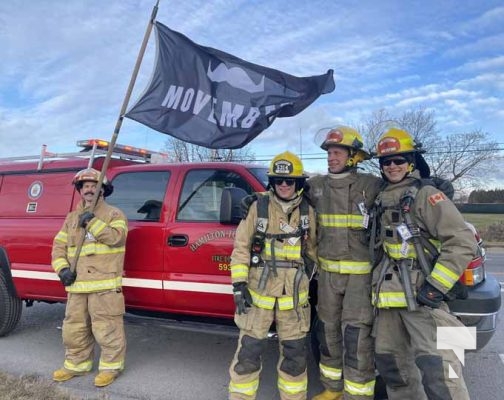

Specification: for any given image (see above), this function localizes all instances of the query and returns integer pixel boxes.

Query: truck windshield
[247,167,268,189]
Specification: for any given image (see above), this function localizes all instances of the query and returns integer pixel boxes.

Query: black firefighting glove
[444,280,469,301]
[58,268,77,287]
[417,281,444,308]
[78,211,95,228]
[232,282,253,315]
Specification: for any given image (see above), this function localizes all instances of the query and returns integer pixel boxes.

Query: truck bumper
[448,274,501,350]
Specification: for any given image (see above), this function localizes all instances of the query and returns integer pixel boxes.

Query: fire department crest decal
[273,160,293,175]
[28,181,43,200]
[378,137,401,155]
[327,129,343,143]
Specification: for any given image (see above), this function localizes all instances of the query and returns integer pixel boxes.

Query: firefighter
[371,128,476,399]
[52,168,128,387]
[228,151,317,400]
[308,126,381,400]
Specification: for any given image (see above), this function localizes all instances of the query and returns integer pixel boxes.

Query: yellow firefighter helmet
[375,128,423,158]
[320,126,371,167]
[267,151,306,178]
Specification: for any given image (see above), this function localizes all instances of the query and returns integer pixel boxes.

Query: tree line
[468,189,504,204]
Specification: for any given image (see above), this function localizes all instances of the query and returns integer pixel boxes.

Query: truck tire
[0,271,22,337]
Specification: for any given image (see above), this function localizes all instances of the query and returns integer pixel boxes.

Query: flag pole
[70,0,160,273]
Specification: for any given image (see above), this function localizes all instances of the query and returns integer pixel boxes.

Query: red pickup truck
[0,140,500,356]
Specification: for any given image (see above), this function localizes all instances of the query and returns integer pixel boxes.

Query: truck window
[107,171,170,221]
[247,167,268,189]
[177,169,253,222]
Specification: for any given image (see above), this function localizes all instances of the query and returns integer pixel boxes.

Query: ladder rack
[0,141,164,171]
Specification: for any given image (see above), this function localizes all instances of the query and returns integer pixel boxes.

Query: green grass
[462,213,503,231]
[462,213,504,243]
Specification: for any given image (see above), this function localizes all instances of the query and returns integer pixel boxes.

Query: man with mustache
[51,168,128,387]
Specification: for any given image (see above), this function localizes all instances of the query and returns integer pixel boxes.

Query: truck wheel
[0,272,22,337]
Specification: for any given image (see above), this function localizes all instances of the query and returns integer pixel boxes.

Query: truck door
[107,170,170,311]
[164,168,256,318]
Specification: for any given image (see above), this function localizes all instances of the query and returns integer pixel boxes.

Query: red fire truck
[0,140,500,354]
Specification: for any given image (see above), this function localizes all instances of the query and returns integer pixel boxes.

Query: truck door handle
[167,235,188,247]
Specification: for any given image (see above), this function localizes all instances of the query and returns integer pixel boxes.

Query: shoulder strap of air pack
[250,194,310,266]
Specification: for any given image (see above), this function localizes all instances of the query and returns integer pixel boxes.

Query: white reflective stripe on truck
[11,270,59,281]
[10,269,233,294]
[163,281,232,294]
[123,277,162,289]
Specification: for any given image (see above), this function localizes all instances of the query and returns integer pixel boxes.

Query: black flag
[125,22,335,149]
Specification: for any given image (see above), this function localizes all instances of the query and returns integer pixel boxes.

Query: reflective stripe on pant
[316,271,376,399]
[62,291,126,373]
[229,303,310,400]
[374,306,470,400]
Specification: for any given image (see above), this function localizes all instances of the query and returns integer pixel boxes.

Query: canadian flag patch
[428,192,447,206]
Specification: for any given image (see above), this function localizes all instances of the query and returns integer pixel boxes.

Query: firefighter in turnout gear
[228,151,317,400]
[52,168,128,387]
[308,126,381,400]
[370,128,476,400]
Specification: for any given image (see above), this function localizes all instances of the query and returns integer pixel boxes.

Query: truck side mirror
[220,187,248,224]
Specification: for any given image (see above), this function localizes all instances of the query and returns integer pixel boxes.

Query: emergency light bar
[77,139,153,158]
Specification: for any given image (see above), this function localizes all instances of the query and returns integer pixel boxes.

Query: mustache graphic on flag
[207,63,265,94]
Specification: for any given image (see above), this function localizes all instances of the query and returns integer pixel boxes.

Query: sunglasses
[272,178,296,186]
[381,158,408,167]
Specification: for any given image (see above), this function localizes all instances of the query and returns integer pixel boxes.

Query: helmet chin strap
[344,149,362,169]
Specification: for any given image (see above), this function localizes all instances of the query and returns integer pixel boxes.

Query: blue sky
[1,0,503,180]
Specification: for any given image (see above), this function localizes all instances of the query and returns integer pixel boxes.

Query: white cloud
[459,55,504,72]
[459,5,504,33]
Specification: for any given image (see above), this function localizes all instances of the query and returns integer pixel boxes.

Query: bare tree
[162,136,256,162]
[428,130,500,190]
[358,107,500,192]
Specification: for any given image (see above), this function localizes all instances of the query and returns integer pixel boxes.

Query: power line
[254,146,504,161]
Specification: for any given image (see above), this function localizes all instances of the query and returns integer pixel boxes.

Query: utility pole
[299,127,303,160]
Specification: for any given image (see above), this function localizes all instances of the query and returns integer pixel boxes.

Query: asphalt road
[0,250,503,400]
[464,249,504,400]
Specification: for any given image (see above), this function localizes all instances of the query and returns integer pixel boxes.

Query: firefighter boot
[53,368,86,382]
[94,370,120,387]
[311,389,344,400]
